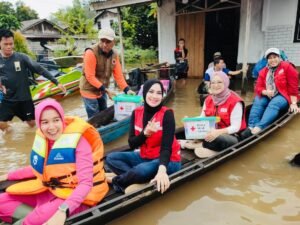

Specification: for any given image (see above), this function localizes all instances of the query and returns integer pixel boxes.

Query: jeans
[106,151,181,192]
[82,94,107,119]
[248,94,288,129]
[203,134,239,151]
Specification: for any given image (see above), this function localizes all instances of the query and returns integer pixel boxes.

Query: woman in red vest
[106,79,181,194]
[0,99,108,225]
[247,48,299,134]
[195,71,246,158]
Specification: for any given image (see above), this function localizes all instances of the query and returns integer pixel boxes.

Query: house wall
[238,0,300,66]
[157,0,176,64]
[23,22,61,35]
[237,0,264,64]
[177,13,205,78]
[93,12,118,31]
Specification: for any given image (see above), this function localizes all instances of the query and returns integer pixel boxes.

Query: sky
[6,0,75,18]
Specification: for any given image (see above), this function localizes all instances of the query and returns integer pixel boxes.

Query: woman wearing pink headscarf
[195,71,246,158]
[0,99,108,225]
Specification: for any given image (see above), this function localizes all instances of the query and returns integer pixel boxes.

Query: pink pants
[0,191,89,225]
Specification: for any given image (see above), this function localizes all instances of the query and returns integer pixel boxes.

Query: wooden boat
[30,67,82,104]
[0,106,296,225]
[88,79,175,144]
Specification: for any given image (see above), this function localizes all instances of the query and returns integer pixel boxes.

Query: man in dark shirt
[0,29,66,131]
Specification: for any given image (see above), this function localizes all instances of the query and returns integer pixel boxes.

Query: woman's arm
[7,166,35,181]
[205,102,243,142]
[128,111,147,149]
[159,110,175,167]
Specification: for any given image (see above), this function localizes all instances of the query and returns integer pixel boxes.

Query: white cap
[265,48,280,58]
[98,28,115,41]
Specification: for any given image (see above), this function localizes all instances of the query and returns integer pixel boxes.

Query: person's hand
[289,103,299,114]
[262,89,275,98]
[150,165,170,194]
[43,210,66,225]
[143,119,159,137]
[205,129,222,142]
[0,84,6,94]
[57,83,66,94]
[127,90,136,95]
[106,89,116,100]
[0,174,8,182]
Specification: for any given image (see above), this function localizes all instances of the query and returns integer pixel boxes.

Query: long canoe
[0,107,297,225]
[67,106,297,225]
[88,79,175,144]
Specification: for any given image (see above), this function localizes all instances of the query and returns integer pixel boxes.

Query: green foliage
[0,1,15,15]
[148,3,158,18]
[52,0,97,56]
[13,31,35,59]
[0,14,20,30]
[15,1,39,21]
[53,35,78,57]
[53,0,96,36]
[0,1,38,30]
[124,47,157,66]
[120,4,158,49]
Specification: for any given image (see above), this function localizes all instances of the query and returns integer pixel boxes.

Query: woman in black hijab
[106,79,181,194]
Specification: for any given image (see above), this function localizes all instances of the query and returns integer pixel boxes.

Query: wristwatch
[58,203,69,217]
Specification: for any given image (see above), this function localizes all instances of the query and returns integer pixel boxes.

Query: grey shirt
[0,52,58,101]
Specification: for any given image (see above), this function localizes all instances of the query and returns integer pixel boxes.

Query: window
[294,0,300,42]
[97,21,102,30]
[110,19,114,27]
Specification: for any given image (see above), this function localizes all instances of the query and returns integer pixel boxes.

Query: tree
[120,4,158,49]
[15,1,39,21]
[0,14,21,30]
[0,1,15,15]
[13,31,35,58]
[53,0,96,36]
[51,0,97,56]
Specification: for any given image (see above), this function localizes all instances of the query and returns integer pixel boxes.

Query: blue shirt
[204,67,230,81]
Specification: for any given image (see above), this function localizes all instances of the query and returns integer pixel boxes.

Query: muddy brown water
[0,79,300,225]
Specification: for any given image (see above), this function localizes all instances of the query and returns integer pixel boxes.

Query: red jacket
[134,106,181,162]
[255,61,299,104]
[204,93,246,131]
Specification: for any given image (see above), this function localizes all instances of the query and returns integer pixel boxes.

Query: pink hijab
[210,71,231,105]
[35,98,65,129]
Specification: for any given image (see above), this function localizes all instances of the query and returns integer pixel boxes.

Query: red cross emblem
[120,106,124,111]
[190,126,195,131]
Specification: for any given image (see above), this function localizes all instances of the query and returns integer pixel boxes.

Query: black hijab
[142,79,164,127]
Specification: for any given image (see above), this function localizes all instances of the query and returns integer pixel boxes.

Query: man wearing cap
[79,28,134,119]
[247,47,299,135]
[207,51,226,69]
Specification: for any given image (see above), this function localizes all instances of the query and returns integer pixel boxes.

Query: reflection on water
[1,79,300,224]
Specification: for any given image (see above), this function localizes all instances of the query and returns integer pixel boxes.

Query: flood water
[1,79,300,225]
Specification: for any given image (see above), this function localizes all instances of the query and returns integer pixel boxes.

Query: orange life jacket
[6,116,108,206]
[134,106,181,162]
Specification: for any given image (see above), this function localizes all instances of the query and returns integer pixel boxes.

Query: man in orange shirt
[79,28,134,118]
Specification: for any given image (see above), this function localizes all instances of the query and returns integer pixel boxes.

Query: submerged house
[21,19,94,59]
[21,19,63,59]
[90,0,300,78]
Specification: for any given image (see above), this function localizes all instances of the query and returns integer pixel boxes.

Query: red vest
[134,106,181,162]
[204,93,246,131]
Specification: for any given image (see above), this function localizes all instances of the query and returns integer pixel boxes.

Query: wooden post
[117,7,125,73]
[241,0,252,94]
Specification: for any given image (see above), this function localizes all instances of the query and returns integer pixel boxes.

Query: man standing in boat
[0,29,66,132]
[79,28,135,119]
